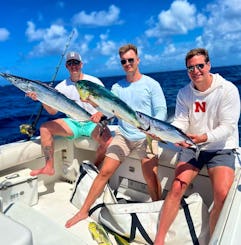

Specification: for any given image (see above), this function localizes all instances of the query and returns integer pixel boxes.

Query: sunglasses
[67,60,81,66]
[120,58,135,65]
[187,63,205,73]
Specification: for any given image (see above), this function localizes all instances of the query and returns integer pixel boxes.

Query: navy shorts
[178,148,235,170]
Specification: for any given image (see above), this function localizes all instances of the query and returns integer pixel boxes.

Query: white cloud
[196,0,241,60]
[26,21,66,42]
[72,5,122,27]
[25,21,70,57]
[145,0,205,39]
[143,54,160,63]
[105,55,119,69]
[96,33,117,56]
[143,0,241,67]
[163,44,177,55]
[0,28,9,41]
[75,34,94,55]
[25,22,95,61]
[25,22,45,41]
[205,0,241,33]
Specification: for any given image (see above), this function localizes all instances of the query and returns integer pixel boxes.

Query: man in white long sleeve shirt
[155,48,240,244]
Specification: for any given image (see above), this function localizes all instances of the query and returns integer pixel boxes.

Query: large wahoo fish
[75,80,141,128]
[136,111,195,146]
[0,73,91,121]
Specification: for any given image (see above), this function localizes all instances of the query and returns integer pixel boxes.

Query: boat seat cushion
[0,137,67,172]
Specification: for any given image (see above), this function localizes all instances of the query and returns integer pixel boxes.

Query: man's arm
[151,81,167,121]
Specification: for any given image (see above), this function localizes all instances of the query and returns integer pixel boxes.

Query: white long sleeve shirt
[172,73,240,150]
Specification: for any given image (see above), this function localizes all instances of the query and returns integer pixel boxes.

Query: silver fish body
[136,111,195,146]
[0,73,91,121]
[76,80,141,127]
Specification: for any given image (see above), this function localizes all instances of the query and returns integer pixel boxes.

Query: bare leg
[30,119,73,176]
[154,162,199,245]
[141,156,161,201]
[91,125,112,168]
[65,156,120,228]
[208,166,234,235]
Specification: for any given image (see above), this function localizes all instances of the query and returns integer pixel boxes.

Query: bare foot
[65,210,88,228]
[30,167,55,176]
[154,238,165,245]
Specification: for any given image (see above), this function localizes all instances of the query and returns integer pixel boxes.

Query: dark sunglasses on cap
[120,58,135,65]
[67,60,81,66]
[187,63,206,73]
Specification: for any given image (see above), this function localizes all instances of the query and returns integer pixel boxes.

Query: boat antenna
[20,30,75,139]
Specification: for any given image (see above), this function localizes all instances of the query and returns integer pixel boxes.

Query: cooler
[0,168,38,210]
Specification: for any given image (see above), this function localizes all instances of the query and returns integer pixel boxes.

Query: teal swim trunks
[62,118,97,139]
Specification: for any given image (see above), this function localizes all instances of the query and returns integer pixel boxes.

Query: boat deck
[5,179,123,245]
[34,180,92,242]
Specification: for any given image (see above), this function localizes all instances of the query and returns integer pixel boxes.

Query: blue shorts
[62,118,97,139]
[178,148,235,170]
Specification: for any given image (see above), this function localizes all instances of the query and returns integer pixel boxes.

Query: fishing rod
[20,30,75,139]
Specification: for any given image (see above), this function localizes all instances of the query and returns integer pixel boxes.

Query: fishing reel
[19,124,36,137]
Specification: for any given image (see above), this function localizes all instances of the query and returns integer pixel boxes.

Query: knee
[99,133,113,148]
[40,122,50,133]
[100,128,112,143]
[215,188,230,205]
[92,126,111,143]
[98,170,112,182]
[169,178,188,199]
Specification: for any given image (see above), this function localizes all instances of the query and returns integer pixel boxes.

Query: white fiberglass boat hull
[0,125,240,244]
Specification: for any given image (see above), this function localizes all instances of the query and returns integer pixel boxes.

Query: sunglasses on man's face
[187,63,206,73]
[67,60,81,66]
[120,58,135,65]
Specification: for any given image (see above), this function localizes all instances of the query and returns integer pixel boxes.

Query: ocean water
[0,65,241,145]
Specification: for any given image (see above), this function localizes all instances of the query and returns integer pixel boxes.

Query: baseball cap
[66,51,82,62]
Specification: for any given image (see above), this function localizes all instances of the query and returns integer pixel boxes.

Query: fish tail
[146,135,154,154]
[113,233,130,245]
[195,145,201,160]
[88,222,112,245]
[103,226,130,245]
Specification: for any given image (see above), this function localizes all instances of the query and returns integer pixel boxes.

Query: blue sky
[1,0,241,86]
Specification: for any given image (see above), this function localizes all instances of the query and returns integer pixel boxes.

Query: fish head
[75,80,91,100]
[0,73,29,92]
[0,73,18,86]
[76,79,105,101]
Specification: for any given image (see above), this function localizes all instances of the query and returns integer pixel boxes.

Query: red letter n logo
[194,101,206,112]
